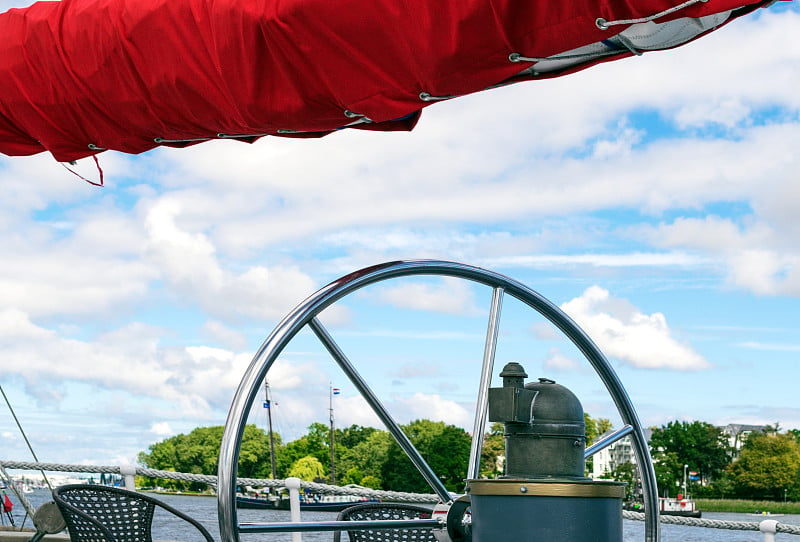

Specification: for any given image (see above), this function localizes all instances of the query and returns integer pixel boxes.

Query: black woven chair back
[52,484,214,542]
[333,502,437,542]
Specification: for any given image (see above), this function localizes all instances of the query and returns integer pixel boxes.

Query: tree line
[138,417,800,501]
[600,422,800,501]
[138,419,476,493]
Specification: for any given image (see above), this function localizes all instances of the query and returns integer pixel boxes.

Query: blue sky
[1,0,798,472]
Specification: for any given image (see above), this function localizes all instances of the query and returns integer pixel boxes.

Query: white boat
[658,496,701,518]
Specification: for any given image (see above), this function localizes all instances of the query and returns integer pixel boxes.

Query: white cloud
[394,393,473,429]
[334,395,383,428]
[296,392,473,433]
[372,277,480,315]
[560,286,710,370]
[737,341,800,352]
[0,313,252,417]
[543,348,580,371]
[489,252,707,269]
[144,199,320,321]
[648,211,800,296]
[150,422,174,436]
[201,320,248,351]
[390,362,442,379]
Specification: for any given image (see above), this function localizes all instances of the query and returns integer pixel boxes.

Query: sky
[0,0,799,477]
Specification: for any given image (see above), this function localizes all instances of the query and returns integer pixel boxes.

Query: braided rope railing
[0,460,438,503]
[4,460,799,535]
[623,510,800,536]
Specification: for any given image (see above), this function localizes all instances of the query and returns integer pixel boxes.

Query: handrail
[239,518,440,533]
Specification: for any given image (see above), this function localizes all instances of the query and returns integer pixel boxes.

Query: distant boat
[749,511,784,517]
[235,494,284,510]
[624,496,702,518]
[658,496,701,518]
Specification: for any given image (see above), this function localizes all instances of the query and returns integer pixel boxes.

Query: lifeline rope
[3,460,799,534]
[0,460,438,503]
[623,510,800,535]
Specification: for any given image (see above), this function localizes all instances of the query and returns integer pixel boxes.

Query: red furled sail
[0,0,774,162]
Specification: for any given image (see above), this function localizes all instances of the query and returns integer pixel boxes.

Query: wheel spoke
[309,317,452,502]
[584,424,634,458]
[467,286,504,481]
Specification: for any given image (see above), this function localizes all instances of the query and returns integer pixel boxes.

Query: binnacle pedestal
[467,362,625,541]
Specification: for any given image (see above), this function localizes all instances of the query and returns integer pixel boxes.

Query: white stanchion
[760,519,778,542]
[120,464,136,491]
[285,477,302,542]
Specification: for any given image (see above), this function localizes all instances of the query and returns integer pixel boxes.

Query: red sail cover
[0,0,771,162]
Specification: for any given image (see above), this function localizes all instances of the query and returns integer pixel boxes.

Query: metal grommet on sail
[509,52,548,63]
[153,136,212,144]
[595,0,707,29]
[419,92,459,102]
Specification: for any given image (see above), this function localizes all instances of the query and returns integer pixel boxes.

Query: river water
[5,488,799,542]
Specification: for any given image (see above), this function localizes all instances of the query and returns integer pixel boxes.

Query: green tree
[340,467,364,486]
[338,430,392,488]
[335,425,379,449]
[649,421,730,485]
[280,422,330,476]
[584,413,612,446]
[139,424,277,490]
[288,455,327,481]
[360,475,381,489]
[382,420,471,493]
[480,423,505,478]
[726,433,800,500]
[651,450,682,496]
[600,461,637,501]
[584,413,612,474]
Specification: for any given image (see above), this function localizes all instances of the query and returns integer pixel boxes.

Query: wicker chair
[52,484,215,542]
[333,502,437,542]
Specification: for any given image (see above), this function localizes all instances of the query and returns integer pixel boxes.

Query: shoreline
[697,499,800,515]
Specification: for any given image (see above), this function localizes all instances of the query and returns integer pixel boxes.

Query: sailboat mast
[329,385,336,485]
[265,381,277,479]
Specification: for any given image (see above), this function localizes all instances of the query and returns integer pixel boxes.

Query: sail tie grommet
[596,0,708,29]
[153,136,212,144]
[87,143,106,151]
[216,133,269,140]
[510,50,618,63]
[419,92,458,102]
[343,111,374,124]
[509,52,548,63]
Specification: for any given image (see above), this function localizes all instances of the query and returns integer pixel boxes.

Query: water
[5,488,800,542]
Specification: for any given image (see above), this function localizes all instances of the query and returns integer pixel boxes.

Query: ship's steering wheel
[217,260,660,542]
